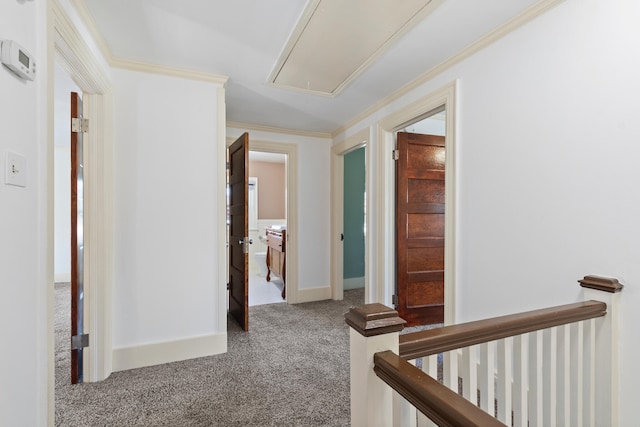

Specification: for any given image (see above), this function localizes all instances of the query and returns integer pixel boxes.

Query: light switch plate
[5,151,27,187]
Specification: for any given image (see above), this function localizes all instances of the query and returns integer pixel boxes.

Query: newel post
[345,303,406,427]
[579,275,623,427]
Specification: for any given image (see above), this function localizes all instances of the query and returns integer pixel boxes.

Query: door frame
[330,128,369,301]
[49,0,114,403]
[226,137,299,303]
[376,81,457,325]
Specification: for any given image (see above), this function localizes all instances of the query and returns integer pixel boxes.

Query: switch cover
[5,151,27,187]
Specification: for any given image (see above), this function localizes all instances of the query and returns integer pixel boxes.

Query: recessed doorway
[247,150,288,306]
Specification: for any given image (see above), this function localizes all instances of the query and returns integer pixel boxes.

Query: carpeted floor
[54,283,365,426]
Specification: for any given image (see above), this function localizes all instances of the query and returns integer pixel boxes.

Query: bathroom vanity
[265,227,286,298]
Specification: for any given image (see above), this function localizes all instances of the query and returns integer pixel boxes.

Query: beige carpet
[55,283,364,426]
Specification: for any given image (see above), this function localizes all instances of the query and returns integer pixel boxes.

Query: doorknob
[239,237,253,254]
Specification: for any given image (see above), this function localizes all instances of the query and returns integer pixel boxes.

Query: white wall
[0,1,48,425]
[338,0,640,423]
[112,69,224,355]
[228,127,332,292]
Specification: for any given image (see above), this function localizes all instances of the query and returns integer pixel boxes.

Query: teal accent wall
[343,147,365,281]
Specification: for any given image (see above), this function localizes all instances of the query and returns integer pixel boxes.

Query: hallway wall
[0,1,48,424]
[336,0,640,423]
[112,69,226,365]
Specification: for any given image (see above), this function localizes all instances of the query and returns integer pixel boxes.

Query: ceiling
[80,0,544,135]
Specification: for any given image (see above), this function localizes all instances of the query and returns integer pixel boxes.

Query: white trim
[110,57,228,85]
[69,0,114,64]
[331,128,369,302]
[332,0,565,138]
[376,81,457,325]
[51,0,114,390]
[227,121,331,139]
[217,87,228,336]
[296,286,332,303]
[112,333,227,372]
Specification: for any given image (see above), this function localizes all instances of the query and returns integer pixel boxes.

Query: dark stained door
[396,132,445,326]
[228,133,250,331]
[70,92,85,383]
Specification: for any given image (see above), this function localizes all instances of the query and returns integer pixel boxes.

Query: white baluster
[528,330,544,427]
[497,337,513,424]
[479,341,495,416]
[513,334,529,427]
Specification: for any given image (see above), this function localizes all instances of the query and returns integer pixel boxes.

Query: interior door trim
[51,0,115,394]
[376,81,457,325]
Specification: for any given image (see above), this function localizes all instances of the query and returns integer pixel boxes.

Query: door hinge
[226,282,230,290]
[392,294,398,306]
[71,118,89,133]
[392,149,399,160]
[71,334,89,350]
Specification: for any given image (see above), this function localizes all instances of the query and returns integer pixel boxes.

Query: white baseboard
[112,332,227,372]
[344,276,365,290]
[55,272,71,283]
[296,286,331,303]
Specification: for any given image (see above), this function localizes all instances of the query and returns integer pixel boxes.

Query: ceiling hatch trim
[268,0,441,98]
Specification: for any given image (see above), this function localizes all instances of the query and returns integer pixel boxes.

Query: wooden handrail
[399,300,606,360]
[374,350,507,427]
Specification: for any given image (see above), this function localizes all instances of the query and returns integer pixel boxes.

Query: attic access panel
[269,0,434,96]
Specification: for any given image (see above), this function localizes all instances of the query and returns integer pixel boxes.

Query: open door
[396,132,445,326]
[228,133,250,330]
[70,92,86,383]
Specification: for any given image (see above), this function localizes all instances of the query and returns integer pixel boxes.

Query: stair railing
[345,275,622,427]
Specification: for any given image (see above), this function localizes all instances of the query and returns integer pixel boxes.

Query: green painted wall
[343,147,365,283]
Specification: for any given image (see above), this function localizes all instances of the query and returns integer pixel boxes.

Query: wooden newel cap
[345,303,406,337]
[578,275,624,293]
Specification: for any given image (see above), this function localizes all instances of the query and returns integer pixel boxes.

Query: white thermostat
[1,40,36,81]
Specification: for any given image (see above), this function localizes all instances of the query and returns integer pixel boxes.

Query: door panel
[396,132,445,326]
[228,133,249,331]
[70,92,84,383]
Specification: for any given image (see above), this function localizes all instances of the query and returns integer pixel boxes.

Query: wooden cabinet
[266,227,286,298]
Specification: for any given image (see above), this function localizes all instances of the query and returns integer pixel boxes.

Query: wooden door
[396,132,445,326]
[70,92,85,383]
[228,133,250,331]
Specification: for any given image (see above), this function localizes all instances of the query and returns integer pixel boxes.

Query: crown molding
[110,57,228,85]
[70,0,228,86]
[226,121,332,140]
[331,0,565,138]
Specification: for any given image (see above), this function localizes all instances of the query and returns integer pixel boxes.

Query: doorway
[54,62,87,385]
[376,82,456,325]
[49,2,115,400]
[331,129,370,302]
[247,150,288,306]
[395,112,446,326]
[226,135,299,329]
[342,146,366,296]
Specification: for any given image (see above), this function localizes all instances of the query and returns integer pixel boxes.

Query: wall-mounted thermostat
[1,40,36,81]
